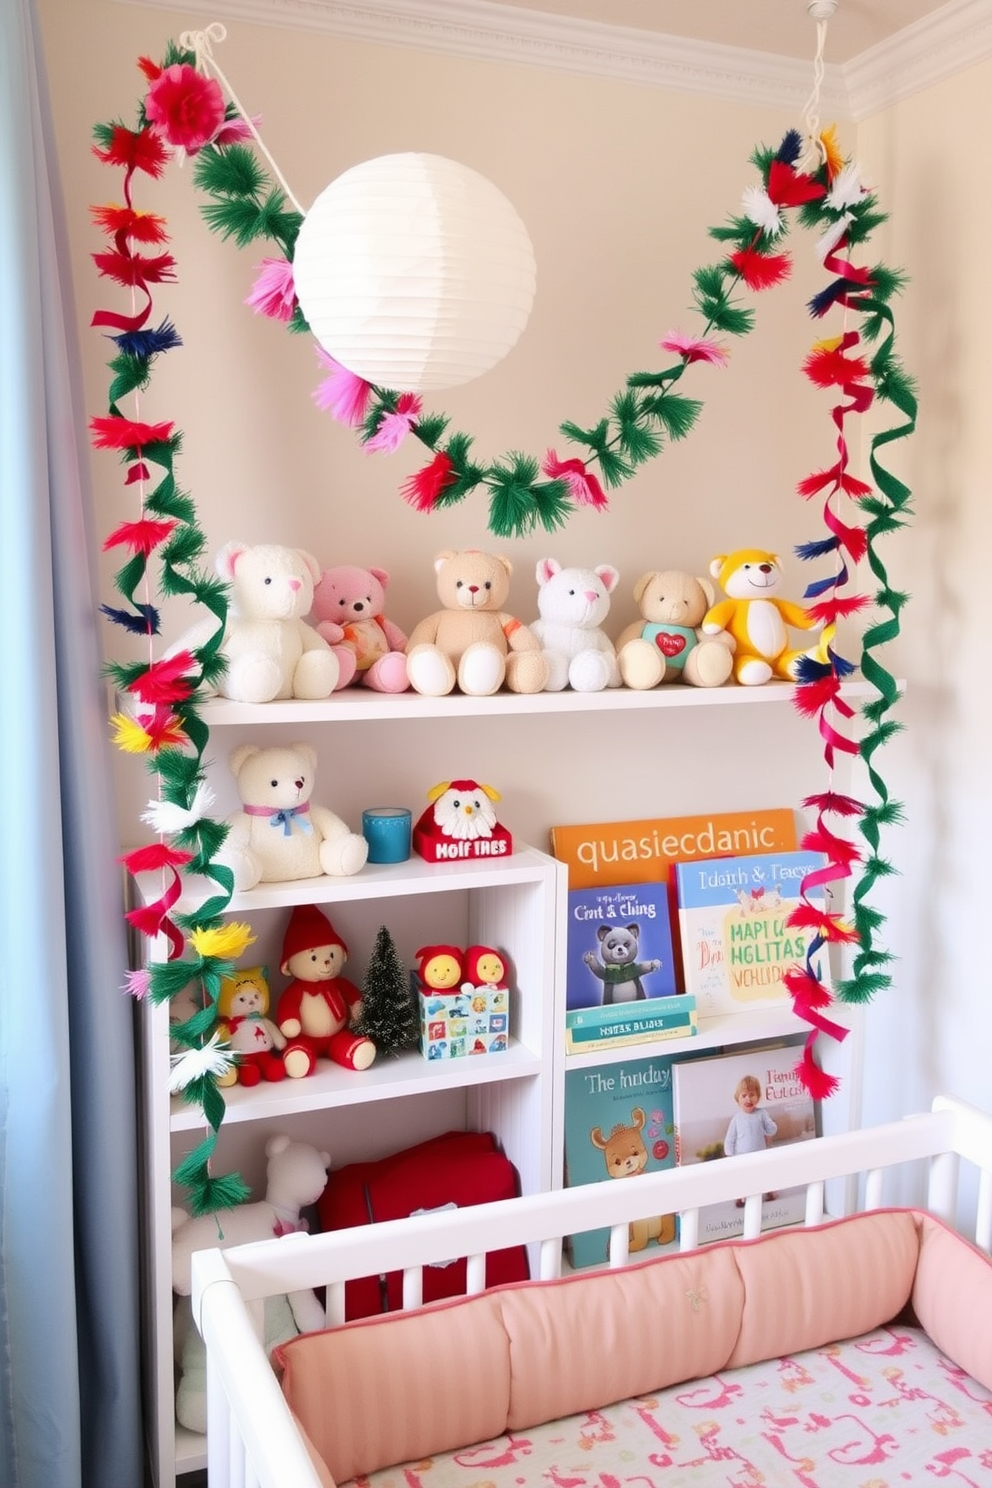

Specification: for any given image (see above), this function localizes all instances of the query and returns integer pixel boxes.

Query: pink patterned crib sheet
[347,1325,992,1488]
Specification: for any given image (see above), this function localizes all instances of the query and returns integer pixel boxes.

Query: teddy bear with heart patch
[616,569,735,689]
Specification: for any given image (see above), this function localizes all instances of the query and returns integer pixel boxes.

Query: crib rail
[191,1095,992,1488]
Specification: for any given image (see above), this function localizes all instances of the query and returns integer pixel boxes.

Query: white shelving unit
[136,680,870,1485]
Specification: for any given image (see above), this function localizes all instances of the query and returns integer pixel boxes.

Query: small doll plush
[277,904,376,1074]
[462,945,509,992]
[215,966,288,1087]
[414,944,465,992]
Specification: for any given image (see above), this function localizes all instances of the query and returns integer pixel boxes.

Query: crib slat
[402,1265,424,1310]
[864,1167,885,1210]
[976,1169,992,1253]
[205,1348,233,1488]
[804,1181,825,1226]
[927,1150,960,1221]
[742,1194,762,1239]
[608,1223,630,1267]
[326,1280,346,1328]
[466,1253,486,1295]
[539,1237,562,1279]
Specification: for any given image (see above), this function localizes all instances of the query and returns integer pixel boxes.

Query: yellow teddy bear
[702,549,819,685]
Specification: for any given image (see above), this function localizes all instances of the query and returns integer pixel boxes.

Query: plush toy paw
[293,648,342,699]
[283,1044,316,1079]
[618,637,664,691]
[458,642,507,696]
[504,650,548,694]
[364,650,408,693]
[568,649,618,693]
[223,654,285,705]
[407,644,457,697]
[690,639,735,688]
[318,831,370,878]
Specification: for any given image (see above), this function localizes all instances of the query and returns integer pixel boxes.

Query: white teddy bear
[217,741,368,889]
[530,558,622,692]
[171,1134,330,1434]
[170,541,340,703]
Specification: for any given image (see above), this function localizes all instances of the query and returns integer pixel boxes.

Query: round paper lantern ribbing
[292,153,537,393]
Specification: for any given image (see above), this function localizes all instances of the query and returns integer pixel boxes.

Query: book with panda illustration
[566,879,680,1011]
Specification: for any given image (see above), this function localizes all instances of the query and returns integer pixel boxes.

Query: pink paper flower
[214,113,260,147]
[145,64,226,154]
[313,349,372,428]
[246,258,297,321]
[122,969,152,1001]
[659,331,730,366]
[365,393,423,454]
[541,451,608,510]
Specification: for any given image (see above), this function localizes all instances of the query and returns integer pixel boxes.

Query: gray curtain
[0,2,144,1486]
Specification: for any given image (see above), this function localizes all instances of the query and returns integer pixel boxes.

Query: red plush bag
[316,1130,529,1319]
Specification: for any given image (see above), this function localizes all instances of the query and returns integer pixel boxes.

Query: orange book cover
[550,808,798,891]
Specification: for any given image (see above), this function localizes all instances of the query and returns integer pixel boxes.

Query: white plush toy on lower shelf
[171,1135,330,1435]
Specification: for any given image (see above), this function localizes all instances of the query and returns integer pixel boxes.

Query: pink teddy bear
[310,564,409,692]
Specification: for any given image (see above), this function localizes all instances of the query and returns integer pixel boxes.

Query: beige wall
[855,59,992,1128]
[36,1,990,1122]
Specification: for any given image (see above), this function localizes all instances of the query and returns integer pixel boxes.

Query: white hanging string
[798,1,837,173]
[178,23,306,215]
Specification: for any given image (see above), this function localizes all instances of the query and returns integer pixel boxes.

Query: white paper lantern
[292,152,536,393]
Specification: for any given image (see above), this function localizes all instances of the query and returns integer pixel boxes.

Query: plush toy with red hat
[277,905,376,1074]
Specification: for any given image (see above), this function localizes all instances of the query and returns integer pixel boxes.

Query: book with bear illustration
[674,849,832,1017]
[563,879,695,1051]
[563,1054,679,1268]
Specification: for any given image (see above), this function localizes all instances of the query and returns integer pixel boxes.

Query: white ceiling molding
[844,0,992,120]
[118,0,986,120]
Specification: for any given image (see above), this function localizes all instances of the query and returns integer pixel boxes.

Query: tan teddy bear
[406,549,549,696]
[616,570,735,689]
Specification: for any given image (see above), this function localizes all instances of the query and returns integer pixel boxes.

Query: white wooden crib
[191,1094,992,1488]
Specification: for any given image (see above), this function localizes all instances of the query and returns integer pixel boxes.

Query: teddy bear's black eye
[264,576,272,585]
[270,778,278,788]
[339,598,347,606]
[455,580,463,589]
[484,581,492,590]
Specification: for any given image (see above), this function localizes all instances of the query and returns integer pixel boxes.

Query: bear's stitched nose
[353,601,364,611]
[288,577,301,591]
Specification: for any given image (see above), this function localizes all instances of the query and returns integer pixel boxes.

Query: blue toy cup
[362,807,413,864]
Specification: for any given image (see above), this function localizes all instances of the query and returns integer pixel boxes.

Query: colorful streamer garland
[92,41,915,1211]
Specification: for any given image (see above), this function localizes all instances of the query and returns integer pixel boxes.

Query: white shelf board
[136,843,557,916]
[174,1425,206,1474]
[170,1040,542,1129]
[196,678,878,726]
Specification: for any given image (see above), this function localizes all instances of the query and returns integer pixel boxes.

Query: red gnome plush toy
[277,904,376,1074]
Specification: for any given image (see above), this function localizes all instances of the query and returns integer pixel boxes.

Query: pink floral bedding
[348,1325,992,1488]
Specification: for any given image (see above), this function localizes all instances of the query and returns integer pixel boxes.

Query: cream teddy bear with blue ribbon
[217,741,367,889]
